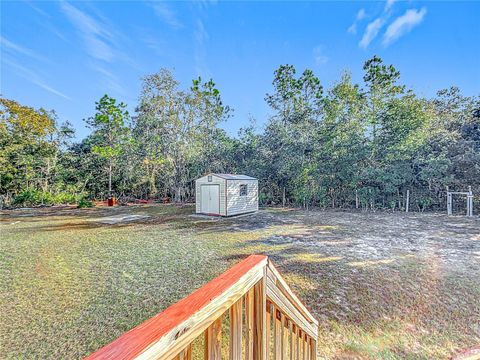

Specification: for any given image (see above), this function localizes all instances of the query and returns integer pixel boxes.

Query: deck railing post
[85,255,319,360]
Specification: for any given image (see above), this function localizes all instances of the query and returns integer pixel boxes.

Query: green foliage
[77,199,94,208]
[86,94,130,198]
[12,190,80,207]
[1,58,479,212]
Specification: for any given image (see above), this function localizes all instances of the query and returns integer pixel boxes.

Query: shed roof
[210,173,257,180]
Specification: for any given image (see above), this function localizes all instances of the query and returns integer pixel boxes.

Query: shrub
[77,199,94,208]
[12,190,82,207]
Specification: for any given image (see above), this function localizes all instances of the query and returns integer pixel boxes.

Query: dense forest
[1,56,479,211]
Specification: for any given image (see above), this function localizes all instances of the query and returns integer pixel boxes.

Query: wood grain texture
[85,255,267,360]
[266,261,318,327]
[245,288,255,360]
[254,276,266,360]
[310,339,317,360]
[229,299,242,360]
[295,329,300,360]
[266,284,316,339]
[274,309,282,360]
[289,322,296,360]
[266,303,271,360]
[205,317,222,360]
[282,316,288,360]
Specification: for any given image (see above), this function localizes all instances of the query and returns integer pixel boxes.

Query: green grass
[0,205,478,359]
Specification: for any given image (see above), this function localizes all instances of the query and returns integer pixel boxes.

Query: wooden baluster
[246,288,255,360]
[282,316,288,360]
[178,344,192,360]
[205,317,222,360]
[254,277,266,360]
[274,309,282,360]
[295,328,300,360]
[230,299,243,360]
[302,334,308,360]
[290,323,296,360]
[266,302,272,360]
[185,344,193,360]
[310,338,317,360]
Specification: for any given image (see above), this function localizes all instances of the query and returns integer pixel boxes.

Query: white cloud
[356,8,366,20]
[383,7,427,46]
[384,0,396,12]
[313,45,328,65]
[194,19,210,76]
[3,58,71,99]
[347,8,366,34]
[60,2,115,62]
[359,18,384,49]
[90,64,126,95]
[0,36,49,63]
[151,2,183,29]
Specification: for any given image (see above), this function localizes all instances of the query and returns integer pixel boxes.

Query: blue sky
[1,1,479,139]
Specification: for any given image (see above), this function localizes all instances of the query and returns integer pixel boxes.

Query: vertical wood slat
[289,324,296,360]
[185,344,192,360]
[298,331,303,360]
[310,338,317,360]
[205,317,222,360]
[254,276,266,360]
[282,315,288,360]
[300,333,307,360]
[274,309,282,360]
[295,329,300,360]
[230,299,243,360]
[302,334,310,360]
[177,344,192,360]
[266,302,272,360]
[245,287,255,360]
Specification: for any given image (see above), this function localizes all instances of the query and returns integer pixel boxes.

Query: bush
[12,190,82,207]
[77,199,94,208]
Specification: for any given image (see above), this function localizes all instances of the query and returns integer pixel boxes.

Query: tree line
[1,56,479,211]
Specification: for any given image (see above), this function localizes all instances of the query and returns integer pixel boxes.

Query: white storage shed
[195,174,258,216]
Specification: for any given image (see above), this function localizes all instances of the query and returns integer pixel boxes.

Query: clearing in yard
[0,204,479,359]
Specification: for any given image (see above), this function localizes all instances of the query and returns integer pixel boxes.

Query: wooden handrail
[85,255,318,360]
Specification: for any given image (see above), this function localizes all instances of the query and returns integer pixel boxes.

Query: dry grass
[0,205,479,359]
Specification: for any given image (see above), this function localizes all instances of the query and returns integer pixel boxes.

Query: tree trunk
[108,158,112,198]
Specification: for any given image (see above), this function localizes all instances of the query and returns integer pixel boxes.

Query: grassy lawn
[1,204,479,359]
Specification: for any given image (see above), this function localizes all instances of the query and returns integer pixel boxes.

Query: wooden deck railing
[85,255,319,360]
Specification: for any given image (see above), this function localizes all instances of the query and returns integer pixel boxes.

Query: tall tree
[134,69,231,202]
[86,95,130,199]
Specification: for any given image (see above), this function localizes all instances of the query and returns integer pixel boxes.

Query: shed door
[201,185,220,214]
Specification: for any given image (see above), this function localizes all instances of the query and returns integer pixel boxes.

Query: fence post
[447,192,452,216]
[405,190,410,213]
[467,186,473,217]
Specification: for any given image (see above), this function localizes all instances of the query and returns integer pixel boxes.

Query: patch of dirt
[93,214,151,225]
